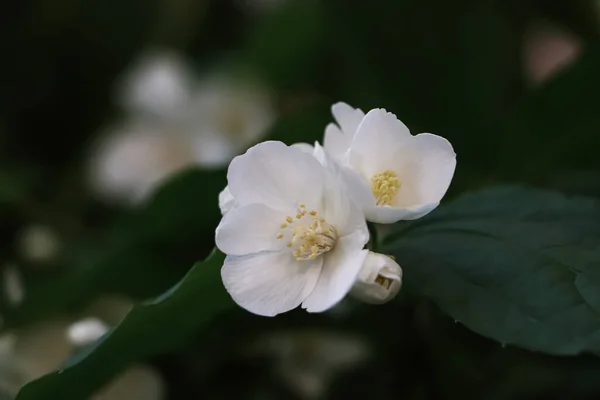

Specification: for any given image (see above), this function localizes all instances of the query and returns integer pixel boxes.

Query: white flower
[215,141,369,316]
[351,252,402,304]
[217,142,315,215]
[89,50,276,205]
[340,108,456,223]
[88,122,204,205]
[323,102,365,161]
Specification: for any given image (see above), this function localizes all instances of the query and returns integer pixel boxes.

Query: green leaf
[384,186,600,356]
[16,249,232,400]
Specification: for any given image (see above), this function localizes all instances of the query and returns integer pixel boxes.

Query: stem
[367,222,379,252]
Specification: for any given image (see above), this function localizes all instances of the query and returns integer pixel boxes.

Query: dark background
[3,0,600,398]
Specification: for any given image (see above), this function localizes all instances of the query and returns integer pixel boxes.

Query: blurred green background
[3,0,600,398]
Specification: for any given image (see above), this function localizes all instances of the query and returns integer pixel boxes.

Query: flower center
[371,170,400,206]
[276,204,338,262]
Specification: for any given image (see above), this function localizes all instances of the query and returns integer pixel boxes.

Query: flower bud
[351,252,402,304]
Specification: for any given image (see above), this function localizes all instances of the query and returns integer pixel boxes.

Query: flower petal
[365,201,440,223]
[349,109,412,178]
[331,102,364,135]
[291,142,315,154]
[216,203,287,256]
[407,133,456,208]
[218,186,238,215]
[227,141,326,211]
[222,251,322,317]
[323,123,350,160]
[302,232,369,313]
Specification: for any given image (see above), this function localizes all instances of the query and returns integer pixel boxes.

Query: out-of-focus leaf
[3,167,225,329]
[16,250,232,400]
[384,186,600,356]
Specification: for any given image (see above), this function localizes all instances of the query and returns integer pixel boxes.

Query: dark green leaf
[384,186,600,355]
[15,249,232,400]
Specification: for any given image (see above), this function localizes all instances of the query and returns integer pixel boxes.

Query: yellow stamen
[371,170,401,206]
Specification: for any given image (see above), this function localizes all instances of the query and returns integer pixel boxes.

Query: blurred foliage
[3,0,600,399]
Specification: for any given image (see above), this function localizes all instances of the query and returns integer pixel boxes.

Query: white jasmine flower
[351,252,402,304]
[217,142,315,215]
[341,108,456,223]
[216,141,369,316]
[323,102,365,161]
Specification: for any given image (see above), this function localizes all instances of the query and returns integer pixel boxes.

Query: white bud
[350,252,402,304]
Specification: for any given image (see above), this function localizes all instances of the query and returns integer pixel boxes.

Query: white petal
[216,203,286,256]
[291,142,315,154]
[218,186,238,215]
[351,252,402,304]
[321,173,369,239]
[227,141,326,212]
[403,133,456,210]
[331,102,364,135]
[222,251,322,317]
[365,202,439,224]
[323,124,351,160]
[348,108,412,178]
[302,233,369,313]
[323,103,364,160]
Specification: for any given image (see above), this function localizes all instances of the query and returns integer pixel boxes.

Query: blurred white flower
[89,50,275,205]
[351,251,402,304]
[216,141,369,316]
[17,225,61,264]
[3,264,24,307]
[88,121,205,205]
[92,364,165,400]
[0,334,22,398]
[338,108,456,224]
[12,319,75,382]
[253,329,370,399]
[67,317,109,346]
[117,49,194,119]
[522,21,581,86]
